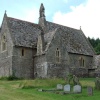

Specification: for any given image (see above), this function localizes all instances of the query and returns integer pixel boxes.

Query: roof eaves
[68,52,93,57]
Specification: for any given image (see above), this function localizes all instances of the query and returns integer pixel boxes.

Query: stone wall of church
[0,51,12,77]
[46,52,93,78]
[69,53,93,68]
[34,55,48,78]
[12,46,35,79]
[47,63,69,78]
[69,53,93,77]
[34,54,70,78]
[0,17,13,77]
[45,48,70,78]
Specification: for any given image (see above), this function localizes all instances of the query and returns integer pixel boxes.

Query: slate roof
[45,21,95,56]
[44,29,56,43]
[44,29,56,51]
[7,17,41,48]
[4,16,95,56]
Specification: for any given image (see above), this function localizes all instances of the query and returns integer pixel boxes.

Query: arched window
[79,57,85,67]
[55,48,60,63]
[1,34,6,51]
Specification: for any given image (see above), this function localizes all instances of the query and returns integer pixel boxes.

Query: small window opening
[22,49,24,56]
[83,59,84,67]
[79,57,85,67]
[56,48,60,62]
[1,35,6,51]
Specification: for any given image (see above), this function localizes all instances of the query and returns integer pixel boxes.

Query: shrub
[66,74,81,85]
[0,75,19,81]
[0,76,8,80]
[7,75,19,81]
[66,74,73,84]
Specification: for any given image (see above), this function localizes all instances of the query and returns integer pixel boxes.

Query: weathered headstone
[64,84,70,92]
[73,85,82,93]
[87,86,93,96]
[38,88,43,92]
[57,84,63,90]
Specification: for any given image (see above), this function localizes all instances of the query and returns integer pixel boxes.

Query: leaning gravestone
[87,86,93,96]
[64,84,70,92]
[73,85,82,93]
[57,84,63,90]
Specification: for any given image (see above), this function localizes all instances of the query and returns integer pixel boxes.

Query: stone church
[0,4,96,79]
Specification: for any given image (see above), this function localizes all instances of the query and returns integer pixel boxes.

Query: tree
[88,37,100,54]
[95,43,100,54]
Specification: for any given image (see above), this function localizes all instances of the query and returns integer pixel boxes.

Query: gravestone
[73,85,82,93]
[57,84,63,90]
[87,86,93,96]
[64,84,70,92]
[38,89,43,92]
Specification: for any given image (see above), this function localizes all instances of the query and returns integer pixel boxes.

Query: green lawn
[0,78,100,100]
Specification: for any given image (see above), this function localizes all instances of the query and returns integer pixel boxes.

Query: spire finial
[80,26,81,30]
[5,10,7,14]
[4,10,7,17]
[39,3,45,17]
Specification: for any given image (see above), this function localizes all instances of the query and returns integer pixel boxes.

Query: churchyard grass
[0,78,100,100]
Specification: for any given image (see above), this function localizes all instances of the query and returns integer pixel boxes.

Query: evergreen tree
[88,37,100,54]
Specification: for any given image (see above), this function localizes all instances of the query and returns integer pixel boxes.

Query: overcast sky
[0,0,100,39]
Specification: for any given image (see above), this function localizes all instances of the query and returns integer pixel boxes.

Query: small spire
[4,10,7,17]
[38,3,47,33]
[5,10,7,14]
[39,3,45,17]
[4,10,7,16]
[80,26,81,30]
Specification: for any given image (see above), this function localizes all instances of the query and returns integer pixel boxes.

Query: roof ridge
[8,17,38,25]
[47,21,80,31]
[7,17,43,30]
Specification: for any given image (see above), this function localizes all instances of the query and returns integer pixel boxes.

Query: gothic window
[55,48,60,63]
[79,57,85,67]
[1,34,6,51]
